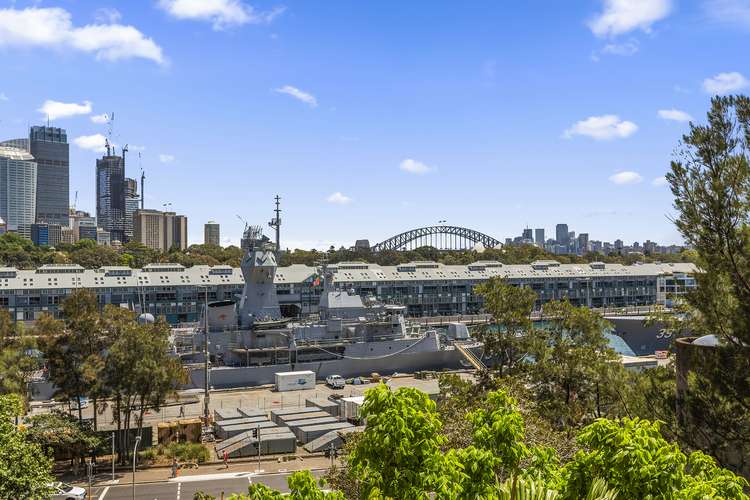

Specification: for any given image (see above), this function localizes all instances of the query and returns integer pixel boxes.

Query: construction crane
[72,190,78,212]
[122,144,128,161]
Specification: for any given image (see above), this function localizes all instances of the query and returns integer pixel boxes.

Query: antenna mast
[268,195,281,252]
[106,112,114,156]
[140,153,145,210]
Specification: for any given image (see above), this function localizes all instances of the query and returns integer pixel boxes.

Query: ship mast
[268,195,281,252]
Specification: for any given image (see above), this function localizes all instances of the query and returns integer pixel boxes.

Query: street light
[197,285,212,440]
[132,435,141,500]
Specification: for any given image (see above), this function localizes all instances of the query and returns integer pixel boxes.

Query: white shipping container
[275,371,316,392]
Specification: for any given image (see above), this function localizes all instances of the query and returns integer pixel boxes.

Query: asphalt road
[87,470,324,499]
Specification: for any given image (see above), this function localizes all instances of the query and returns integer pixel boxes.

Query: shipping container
[274,370,316,392]
[214,408,243,422]
[297,422,353,444]
[270,406,320,424]
[278,410,330,425]
[306,398,340,417]
[217,431,297,458]
[287,417,339,439]
[216,420,278,440]
[340,396,365,423]
[237,407,268,419]
[213,416,269,435]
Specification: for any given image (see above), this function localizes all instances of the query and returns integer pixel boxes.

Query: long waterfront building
[0,259,696,324]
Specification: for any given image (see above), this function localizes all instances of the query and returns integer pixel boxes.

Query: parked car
[49,481,86,499]
[69,397,90,410]
[326,374,345,389]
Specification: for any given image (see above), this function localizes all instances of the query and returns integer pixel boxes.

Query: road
[87,470,325,499]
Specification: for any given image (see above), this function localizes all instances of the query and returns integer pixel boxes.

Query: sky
[0,0,748,249]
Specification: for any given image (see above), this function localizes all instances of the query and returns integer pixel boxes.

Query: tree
[193,471,343,500]
[665,94,750,471]
[25,411,101,467]
[560,417,748,500]
[474,278,537,376]
[0,309,39,400]
[348,384,450,499]
[0,394,54,498]
[37,290,106,424]
[529,301,619,428]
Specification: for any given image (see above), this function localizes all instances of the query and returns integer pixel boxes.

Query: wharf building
[0,259,695,324]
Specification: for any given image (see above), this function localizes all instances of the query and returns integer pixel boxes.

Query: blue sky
[0,0,748,248]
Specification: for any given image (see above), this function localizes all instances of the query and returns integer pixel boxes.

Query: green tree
[25,411,101,467]
[663,94,750,472]
[0,394,54,498]
[474,278,537,376]
[348,384,450,499]
[529,301,619,428]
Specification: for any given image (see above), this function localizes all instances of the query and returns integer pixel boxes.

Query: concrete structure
[0,260,696,325]
[133,209,188,252]
[96,154,126,242]
[204,221,220,246]
[31,223,62,247]
[29,126,69,226]
[0,145,37,238]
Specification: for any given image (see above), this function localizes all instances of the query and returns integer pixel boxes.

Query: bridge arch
[371,225,502,252]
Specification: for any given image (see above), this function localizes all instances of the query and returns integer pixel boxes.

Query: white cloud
[73,133,107,153]
[399,158,433,175]
[38,100,92,120]
[563,114,638,140]
[90,113,109,124]
[158,0,285,30]
[704,0,750,28]
[94,8,122,24]
[652,176,669,186]
[658,108,693,122]
[589,0,672,37]
[159,153,175,163]
[326,192,352,205]
[703,72,749,95]
[601,40,639,56]
[609,171,643,185]
[0,92,7,101]
[0,7,164,64]
[274,85,317,107]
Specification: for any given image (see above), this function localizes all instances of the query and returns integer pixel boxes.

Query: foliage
[663,94,750,471]
[193,471,342,500]
[0,394,54,499]
[0,309,39,399]
[560,417,748,500]
[474,278,537,376]
[528,301,619,428]
[467,390,528,474]
[164,442,210,463]
[348,384,449,499]
[25,411,101,460]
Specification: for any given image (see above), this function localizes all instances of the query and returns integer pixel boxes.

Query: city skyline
[0,1,748,248]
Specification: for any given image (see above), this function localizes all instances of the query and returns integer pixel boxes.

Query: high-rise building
[522,228,533,241]
[0,138,29,151]
[614,239,624,252]
[534,228,545,246]
[133,209,188,252]
[204,221,220,246]
[0,145,37,238]
[31,223,62,246]
[69,209,96,243]
[29,126,69,226]
[124,177,140,242]
[578,233,589,254]
[555,224,569,245]
[96,153,126,243]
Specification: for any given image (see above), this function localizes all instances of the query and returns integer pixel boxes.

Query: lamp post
[132,435,141,500]
[109,431,115,482]
[198,285,211,440]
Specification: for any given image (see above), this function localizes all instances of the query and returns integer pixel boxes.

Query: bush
[165,442,210,463]
[137,448,158,463]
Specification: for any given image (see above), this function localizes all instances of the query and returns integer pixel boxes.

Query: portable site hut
[270,406,320,425]
[305,397,340,417]
[296,422,354,444]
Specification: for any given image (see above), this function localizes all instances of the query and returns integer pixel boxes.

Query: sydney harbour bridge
[370,225,502,252]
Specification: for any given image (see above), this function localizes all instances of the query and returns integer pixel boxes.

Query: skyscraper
[555,224,569,245]
[534,228,545,246]
[204,221,220,246]
[0,145,37,238]
[578,233,589,254]
[522,228,533,241]
[29,126,69,226]
[96,153,126,243]
[124,177,140,241]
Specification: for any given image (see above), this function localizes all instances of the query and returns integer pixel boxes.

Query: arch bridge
[371,225,502,252]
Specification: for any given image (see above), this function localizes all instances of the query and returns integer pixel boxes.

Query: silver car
[49,482,86,499]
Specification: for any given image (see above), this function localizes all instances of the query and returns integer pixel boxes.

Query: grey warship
[178,225,470,389]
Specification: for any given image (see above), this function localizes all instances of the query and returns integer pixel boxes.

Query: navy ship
[177,225,472,389]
